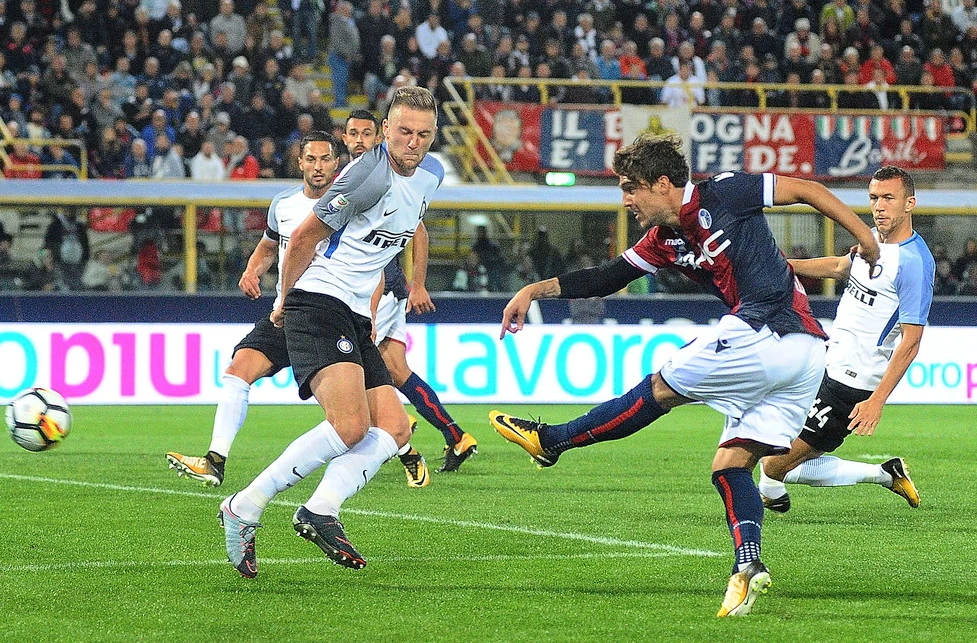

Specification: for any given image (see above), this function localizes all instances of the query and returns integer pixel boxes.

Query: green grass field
[1,403,975,642]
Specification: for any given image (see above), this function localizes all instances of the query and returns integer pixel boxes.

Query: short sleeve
[312,146,389,230]
[895,242,935,326]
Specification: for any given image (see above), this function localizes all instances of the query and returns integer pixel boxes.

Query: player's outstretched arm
[239,237,278,299]
[849,323,924,435]
[500,278,561,339]
[773,175,880,270]
[271,213,333,327]
[788,254,852,281]
[406,221,435,314]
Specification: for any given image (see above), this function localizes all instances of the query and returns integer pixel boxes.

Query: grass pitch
[1,403,975,642]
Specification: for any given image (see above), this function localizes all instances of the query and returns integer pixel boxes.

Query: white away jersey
[265,185,321,308]
[825,230,935,391]
[298,143,444,317]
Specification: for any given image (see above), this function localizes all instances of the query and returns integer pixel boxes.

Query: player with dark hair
[165,131,340,487]
[346,110,478,485]
[489,134,880,616]
[219,86,442,577]
[759,166,933,511]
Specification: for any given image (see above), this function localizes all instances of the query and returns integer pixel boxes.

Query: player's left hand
[270,306,285,328]
[848,397,884,435]
[406,286,435,314]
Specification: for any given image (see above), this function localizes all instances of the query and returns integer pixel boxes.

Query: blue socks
[399,372,463,446]
[712,467,764,573]
[540,375,668,453]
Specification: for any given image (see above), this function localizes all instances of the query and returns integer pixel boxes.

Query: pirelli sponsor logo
[363,228,412,249]
[846,275,877,306]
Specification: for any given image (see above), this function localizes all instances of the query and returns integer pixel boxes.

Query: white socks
[304,427,398,517]
[397,442,412,457]
[208,374,251,457]
[783,455,890,487]
[232,419,350,522]
[758,465,788,499]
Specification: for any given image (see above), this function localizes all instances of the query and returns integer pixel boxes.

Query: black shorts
[283,289,392,400]
[233,316,290,377]
[797,374,873,453]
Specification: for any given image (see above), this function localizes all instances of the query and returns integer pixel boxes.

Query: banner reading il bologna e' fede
[473,102,945,179]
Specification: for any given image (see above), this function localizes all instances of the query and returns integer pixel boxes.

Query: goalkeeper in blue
[759,166,933,512]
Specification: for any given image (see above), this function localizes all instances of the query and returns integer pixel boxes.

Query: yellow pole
[184,205,198,293]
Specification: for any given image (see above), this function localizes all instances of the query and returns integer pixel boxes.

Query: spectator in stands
[274,88,300,138]
[921,0,955,55]
[151,134,186,178]
[934,255,959,295]
[246,0,280,50]
[28,248,63,291]
[2,93,27,133]
[43,210,90,290]
[92,87,124,135]
[210,0,246,56]
[457,32,491,78]
[328,0,359,108]
[470,224,506,292]
[416,13,448,60]
[82,249,124,292]
[821,0,856,32]
[40,143,80,178]
[206,110,236,153]
[123,82,155,131]
[124,138,153,178]
[781,40,813,83]
[256,136,283,178]
[89,126,127,179]
[626,13,655,59]
[225,134,258,179]
[515,10,543,59]
[480,63,511,101]
[947,47,973,99]
[595,39,622,100]
[134,238,162,289]
[923,48,957,106]
[952,237,977,281]
[238,91,274,142]
[284,61,317,108]
[846,7,881,61]
[41,54,76,114]
[895,45,923,86]
[3,133,41,178]
[858,44,895,85]
[574,12,599,62]
[189,139,225,180]
[958,267,977,295]
[227,56,254,105]
[911,69,947,110]
[563,66,602,104]
[176,110,205,158]
[528,226,564,280]
[661,59,705,107]
[511,63,541,103]
[304,89,333,132]
[142,109,176,159]
[891,17,924,63]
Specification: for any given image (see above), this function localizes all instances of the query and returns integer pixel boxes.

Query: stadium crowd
[2,0,977,294]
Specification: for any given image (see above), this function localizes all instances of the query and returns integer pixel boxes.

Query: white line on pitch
[0,473,722,557]
[854,454,900,461]
[0,551,689,574]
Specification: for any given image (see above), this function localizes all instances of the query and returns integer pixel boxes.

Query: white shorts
[374,291,407,346]
[660,315,826,452]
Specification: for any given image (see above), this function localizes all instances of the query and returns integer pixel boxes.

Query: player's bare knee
[331,414,371,447]
[382,414,412,447]
[761,456,788,481]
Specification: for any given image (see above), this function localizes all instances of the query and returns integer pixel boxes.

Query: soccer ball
[5,387,72,452]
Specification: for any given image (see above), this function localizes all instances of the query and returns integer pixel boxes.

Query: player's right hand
[239,272,261,299]
[856,238,881,277]
[500,289,533,339]
[270,306,284,328]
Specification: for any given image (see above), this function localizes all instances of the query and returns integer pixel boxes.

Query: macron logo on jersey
[364,228,413,249]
